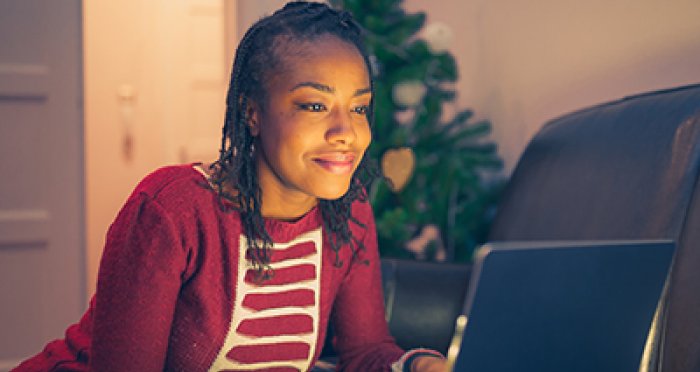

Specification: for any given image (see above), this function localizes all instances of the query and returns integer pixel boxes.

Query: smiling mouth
[312,153,356,175]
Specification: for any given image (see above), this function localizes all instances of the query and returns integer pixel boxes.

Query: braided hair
[210,1,378,279]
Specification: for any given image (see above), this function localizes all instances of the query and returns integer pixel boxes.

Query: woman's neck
[259,182,318,222]
[199,162,318,221]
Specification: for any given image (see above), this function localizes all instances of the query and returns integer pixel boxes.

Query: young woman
[14,2,446,371]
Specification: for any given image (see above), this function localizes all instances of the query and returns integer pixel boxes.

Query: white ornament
[392,80,427,107]
[405,224,446,261]
[394,109,415,126]
[423,22,453,53]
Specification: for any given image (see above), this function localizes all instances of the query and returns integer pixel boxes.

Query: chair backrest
[319,259,471,359]
[381,259,472,354]
[489,84,700,372]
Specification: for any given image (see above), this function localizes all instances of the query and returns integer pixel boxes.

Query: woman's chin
[314,182,352,201]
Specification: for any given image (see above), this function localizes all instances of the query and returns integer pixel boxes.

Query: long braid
[213,22,275,278]
[212,1,378,278]
[320,155,380,267]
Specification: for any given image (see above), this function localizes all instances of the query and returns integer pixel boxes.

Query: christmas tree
[330,0,504,262]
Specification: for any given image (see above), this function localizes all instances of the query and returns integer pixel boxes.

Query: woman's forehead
[265,35,370,91]
[271,34,362,67]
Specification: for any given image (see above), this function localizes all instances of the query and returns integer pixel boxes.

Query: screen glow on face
[253,36,372,216]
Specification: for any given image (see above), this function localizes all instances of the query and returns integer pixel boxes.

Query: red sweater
[14,165,405,371]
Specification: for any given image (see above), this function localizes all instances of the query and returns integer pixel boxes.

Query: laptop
[445,240,675,372]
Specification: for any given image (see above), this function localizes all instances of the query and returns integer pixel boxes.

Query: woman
[14,2,446,371]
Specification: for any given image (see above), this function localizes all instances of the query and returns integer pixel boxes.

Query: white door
[84,0,228,296]
[0,0,84,370]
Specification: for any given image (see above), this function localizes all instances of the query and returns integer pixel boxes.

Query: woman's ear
[246,100,261,137]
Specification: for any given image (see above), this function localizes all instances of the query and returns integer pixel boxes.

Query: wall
[234,0,289,42]
[403,0,700,172]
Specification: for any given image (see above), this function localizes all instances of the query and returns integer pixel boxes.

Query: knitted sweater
[14,165,405,371]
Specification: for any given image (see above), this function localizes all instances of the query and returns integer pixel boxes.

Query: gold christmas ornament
[381,147,415,192]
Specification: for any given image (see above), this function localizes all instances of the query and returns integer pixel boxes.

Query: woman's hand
[411,355,449,372]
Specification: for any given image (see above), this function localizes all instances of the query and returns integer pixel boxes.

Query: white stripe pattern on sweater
[208,227,323,372]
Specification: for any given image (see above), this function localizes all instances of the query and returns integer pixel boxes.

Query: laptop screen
[447,240,674,372]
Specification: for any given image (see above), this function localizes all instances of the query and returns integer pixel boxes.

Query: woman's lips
[312,153,356,175]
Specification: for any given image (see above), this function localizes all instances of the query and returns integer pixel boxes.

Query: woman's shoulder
[127,163,219,212]
[130,163,204,194]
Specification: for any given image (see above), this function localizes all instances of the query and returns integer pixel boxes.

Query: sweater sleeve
[88,192,188,372]
[332,202,405,371]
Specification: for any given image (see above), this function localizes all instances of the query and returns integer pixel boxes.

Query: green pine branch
[332,0,504,262]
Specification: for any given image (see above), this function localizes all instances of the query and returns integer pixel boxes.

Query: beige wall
[404,0,700,172]
[235,0,289,37]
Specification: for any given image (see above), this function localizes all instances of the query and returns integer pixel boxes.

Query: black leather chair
[489,83,700,372]
[320,259,471,359]
[380,259,471,353]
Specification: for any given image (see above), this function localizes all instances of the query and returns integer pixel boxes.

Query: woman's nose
[325,109,356,145]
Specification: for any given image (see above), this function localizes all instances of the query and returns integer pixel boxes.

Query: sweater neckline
[188,163,323,241]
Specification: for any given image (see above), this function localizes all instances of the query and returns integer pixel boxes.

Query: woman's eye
[299,103,327,112]
[352,105,369,115]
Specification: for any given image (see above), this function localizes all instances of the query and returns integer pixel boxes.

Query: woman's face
[251,35,372,216]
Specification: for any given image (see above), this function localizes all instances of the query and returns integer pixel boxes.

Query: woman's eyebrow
[290,82,371,97]
[290,81,333,93]
[354,87,371,97]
